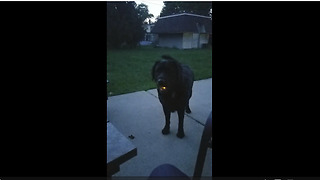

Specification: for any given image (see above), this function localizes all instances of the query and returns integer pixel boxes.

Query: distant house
[142,23,157,42]
[151,13,212,49]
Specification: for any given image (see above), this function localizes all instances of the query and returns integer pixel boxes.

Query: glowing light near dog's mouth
[160,86,166,91]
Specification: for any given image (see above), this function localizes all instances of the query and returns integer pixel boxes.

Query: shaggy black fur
[152,55,194,138]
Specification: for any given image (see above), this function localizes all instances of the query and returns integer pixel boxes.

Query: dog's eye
[160,86,166,90]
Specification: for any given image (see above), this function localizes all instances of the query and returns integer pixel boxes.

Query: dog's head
[152,55,182,94]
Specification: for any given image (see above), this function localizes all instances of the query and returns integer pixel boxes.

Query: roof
[151,13,212,34]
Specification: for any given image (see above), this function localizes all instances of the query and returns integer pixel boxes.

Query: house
[142,23,158,42]
[140,23,158,46]
[151,13,212,49]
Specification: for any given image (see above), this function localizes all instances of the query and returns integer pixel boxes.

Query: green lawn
[107,46,212,96]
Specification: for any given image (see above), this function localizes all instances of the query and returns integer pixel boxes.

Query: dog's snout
[158,79,164,84]
[157,79,166,86]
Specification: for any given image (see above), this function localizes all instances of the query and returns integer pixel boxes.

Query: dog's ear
[152,61,160,81]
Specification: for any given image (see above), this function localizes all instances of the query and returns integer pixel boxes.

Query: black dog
[152,55,194,138]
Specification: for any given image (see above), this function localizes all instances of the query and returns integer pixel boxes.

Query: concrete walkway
[107,78,212,177]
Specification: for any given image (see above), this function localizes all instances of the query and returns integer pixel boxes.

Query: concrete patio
[107,78,212,178]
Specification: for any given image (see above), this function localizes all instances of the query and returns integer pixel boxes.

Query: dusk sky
[134,0,164,22]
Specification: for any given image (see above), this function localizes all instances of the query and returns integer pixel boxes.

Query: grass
[107,46,212,96]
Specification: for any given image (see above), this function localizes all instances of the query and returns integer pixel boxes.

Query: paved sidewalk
[107,78,212,177]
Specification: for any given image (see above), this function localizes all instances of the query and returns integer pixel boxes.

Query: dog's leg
[176,109,185,138]
[162,107,170,135]
[186,90,192,113]
[186,103,191,114]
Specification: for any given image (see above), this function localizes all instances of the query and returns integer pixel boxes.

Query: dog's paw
[176,131,185,138]
[162,127,170,135]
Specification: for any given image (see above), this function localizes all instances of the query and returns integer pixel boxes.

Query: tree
[160,1,212,17]
[107,1,145,48]
[136,3,154,24]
